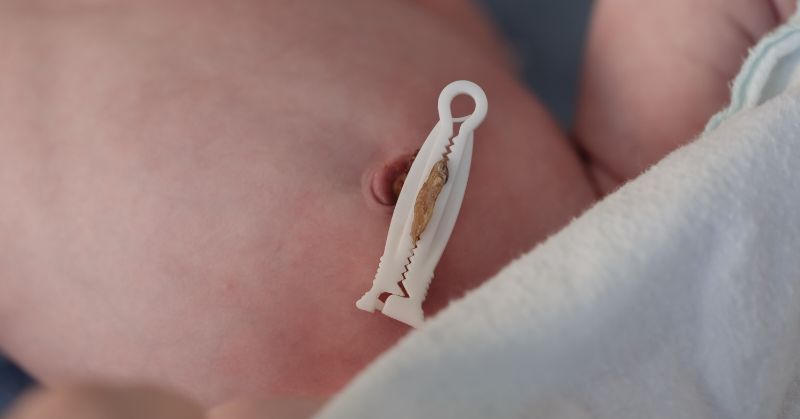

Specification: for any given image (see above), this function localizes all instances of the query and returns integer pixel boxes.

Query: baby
[1,0,795,417]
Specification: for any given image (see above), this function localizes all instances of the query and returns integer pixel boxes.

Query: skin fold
[0,0,795,417]
[576,0,797,193]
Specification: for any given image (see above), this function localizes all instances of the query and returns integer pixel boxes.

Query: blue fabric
[0,357,33,414]
[477,0,593,127]
[0,0,593,412]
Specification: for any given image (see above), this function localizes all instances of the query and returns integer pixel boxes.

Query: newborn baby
[0,0,595,406]
[0,0,795,416]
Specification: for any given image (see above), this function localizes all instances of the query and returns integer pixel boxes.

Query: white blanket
[316,10,800,419]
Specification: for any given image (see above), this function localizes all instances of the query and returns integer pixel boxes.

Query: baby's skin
[0,0,595,406]
[0,0,795,417]
[578,0,797,191]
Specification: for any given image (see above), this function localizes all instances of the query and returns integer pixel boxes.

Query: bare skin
[1,0,796,417]
[0,0,593,408]
[5,384,324,419]
[577,0,797,193]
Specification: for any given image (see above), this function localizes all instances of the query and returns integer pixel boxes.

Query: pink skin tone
[577,0,797,192]
[0,0,795,414]
[0,0,594,407]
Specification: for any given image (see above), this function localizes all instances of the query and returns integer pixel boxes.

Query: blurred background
[479,0,593,127]
[0,0,593,413]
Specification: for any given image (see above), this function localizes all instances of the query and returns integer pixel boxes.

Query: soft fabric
[315,9,800,419]
[0,358,33,415]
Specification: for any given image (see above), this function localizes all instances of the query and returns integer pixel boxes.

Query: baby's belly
[0,0,597,406]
